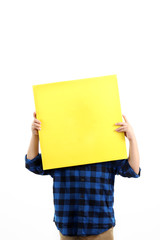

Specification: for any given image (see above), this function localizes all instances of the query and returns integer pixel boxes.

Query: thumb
[122,114,128,123]
[33,111,36,119]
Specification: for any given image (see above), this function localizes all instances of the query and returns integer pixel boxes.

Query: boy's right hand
[31,112,41,136]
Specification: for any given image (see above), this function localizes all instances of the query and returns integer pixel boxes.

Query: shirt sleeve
[25,153,54,177]
[114,159,141,178]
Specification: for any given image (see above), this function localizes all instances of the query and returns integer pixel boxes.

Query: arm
[25,112,54,177]
[27,111,40,160]
[128,136,140,175]
[114,114,141,177]
[27,134,39,160]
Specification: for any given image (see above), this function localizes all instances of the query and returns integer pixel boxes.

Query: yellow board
[32,74,127,170]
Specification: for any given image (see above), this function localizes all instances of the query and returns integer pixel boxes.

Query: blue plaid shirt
[25,153,141,236]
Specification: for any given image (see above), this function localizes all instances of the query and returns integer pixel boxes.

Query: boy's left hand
[114,114,135,141]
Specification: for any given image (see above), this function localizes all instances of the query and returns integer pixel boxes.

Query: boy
[25,112,141,240]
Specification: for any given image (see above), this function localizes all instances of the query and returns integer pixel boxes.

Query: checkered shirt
[25,153,141,236]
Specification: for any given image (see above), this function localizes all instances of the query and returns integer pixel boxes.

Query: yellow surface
[32,74,127,170]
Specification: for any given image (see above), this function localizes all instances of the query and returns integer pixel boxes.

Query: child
[25,112,141,240]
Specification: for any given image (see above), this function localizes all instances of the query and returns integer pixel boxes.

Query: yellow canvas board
[32,74,127,170]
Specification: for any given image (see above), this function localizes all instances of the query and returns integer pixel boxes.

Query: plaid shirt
[25,153,141,236]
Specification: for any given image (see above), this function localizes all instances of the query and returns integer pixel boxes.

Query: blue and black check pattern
[25,153,141,236]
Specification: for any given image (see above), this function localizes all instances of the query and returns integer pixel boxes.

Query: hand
[31,112,41,136]
[114,114,135,141]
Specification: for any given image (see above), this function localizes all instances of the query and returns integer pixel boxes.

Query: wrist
[31,133,39,139]
[129,135,136,143]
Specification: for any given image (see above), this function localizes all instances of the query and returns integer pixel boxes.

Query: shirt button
[80,177,85,181]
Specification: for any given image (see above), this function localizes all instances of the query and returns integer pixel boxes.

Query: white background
[0,0,159,239]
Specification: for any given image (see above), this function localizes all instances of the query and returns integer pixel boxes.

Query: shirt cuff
[127,160,141,178]
[25,153,41,166]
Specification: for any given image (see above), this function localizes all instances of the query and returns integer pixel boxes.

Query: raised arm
[25,112,54,177]
[128,136,140,175]
[114,114,140,176]
[27,112,41,159]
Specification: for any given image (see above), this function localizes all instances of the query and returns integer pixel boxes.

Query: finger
[115,126,127,131]
[34,118,41,124]
[122,114,128,123]
[32,123,41,128]
[32,126,41,131]
[115,122,127,126]
[33,112,36,118]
